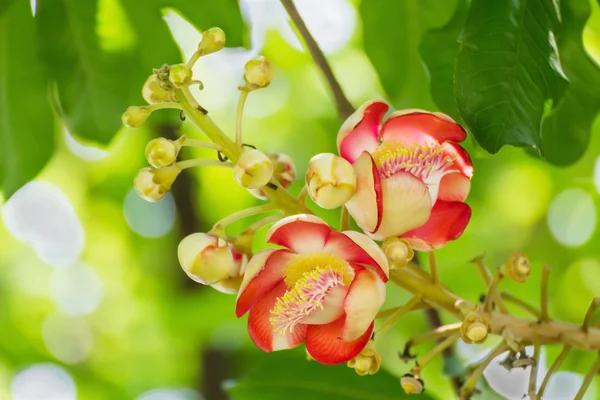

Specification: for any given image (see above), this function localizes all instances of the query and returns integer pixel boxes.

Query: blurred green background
[1,0,600,399]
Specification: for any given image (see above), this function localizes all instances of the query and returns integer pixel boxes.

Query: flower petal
[371,172,431,240]
[236,249,296,317]
[341,267,385,341]
[380,110,467,146]
[305,316,374,365]
[445,142,473,178]
[301,285,348,325]
[438,173,471,202]
[266,214,331,254]
[402,200,472,251]
[337,100,389,163]
[323,231,389,281]
[248,282,307,352]
[345,152,381,233]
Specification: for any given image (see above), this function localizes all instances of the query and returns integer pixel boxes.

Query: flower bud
[198,27,226,55]
[500,252,530,283]
[382,238,414,267]
[249,153,296,200]
[145,138,181,168]
[169,63,193,88]
[134,165,180,202]
[178,233,240,286]
[347,339,381,376]
[460,312,490,344]
[244,56,275,88]
[233,149,274,189]
[122,106,151,128]
[142,74,176,104]
[400,374,424,395]
[306,153,357,209]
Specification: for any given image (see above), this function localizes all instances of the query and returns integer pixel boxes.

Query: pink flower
[337,100,473,250]
[235,214,388,365]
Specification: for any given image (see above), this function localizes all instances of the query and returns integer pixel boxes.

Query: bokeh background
[1,0,600,399]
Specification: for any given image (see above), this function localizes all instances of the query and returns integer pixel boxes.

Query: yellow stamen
[284,252,353,287]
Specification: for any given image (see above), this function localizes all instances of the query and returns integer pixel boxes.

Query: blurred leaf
[540,0,600,165]
[419,0,469,121]
[0,0,17,15]
[455,0,568,155]
[0,0,55,198]
[360,0,457,109]
[226,351,433,400]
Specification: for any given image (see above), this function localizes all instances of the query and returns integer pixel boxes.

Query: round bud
[382,238,414,267]
[244,56,275,88]
[306,153,357,209]
[169,63,193,88]
[142,74,175,104]
[198,27,226,55]
[460,313,490,344]
[122,106,151,128]
[400,374,424,395]
[347,339,381,376]
[233,149,274,189]
[501,252,531,283]
[249,153,296,200]
[178,233,239,286]
[145,138,181,168]
[133,165,181,202]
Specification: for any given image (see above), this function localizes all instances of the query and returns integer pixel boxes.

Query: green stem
[236,89,250,147]
[213,204,278,229]
[176,159,233,170]
[183,139,221,150]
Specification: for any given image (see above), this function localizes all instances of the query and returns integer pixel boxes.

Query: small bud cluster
[347,340,381,376]
[250,153,296,200]
[233,149,274,189]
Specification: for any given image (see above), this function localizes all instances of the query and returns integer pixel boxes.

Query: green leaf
[455,0,569,154]
[540,0,600,165]
[419,0,469,121]
[226,351,434,400]
[0,0,17,16]
[0,0,55,198]
[360,0,458,109]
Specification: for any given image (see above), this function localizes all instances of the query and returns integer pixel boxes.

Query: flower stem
[236,88,250,148]
[537,345,571,397]
[582,298,600,333]
[375,296,422,337]
[176,159,233,170]
[528,340,541,398]
[574,353,600,400]
[212,204,278,230]
[405,323,461,349]
[428,251,440,285]
[340,206,349,231]
[183,139,221,151]
[413,333,460,372]
[460,342,508,398]
[484,272,504,313]
[188,50,201,68]
[500,291,541,318]
[540,264,551,322]
[473,256,509,314]
[244,214,283,233]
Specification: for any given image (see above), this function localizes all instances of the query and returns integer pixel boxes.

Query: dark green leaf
[0,0,55,198]
[540,0,600,165]
[455,0,569,154]
[361,0,458,109]
[226,351,433,400]
[0,0,17,16]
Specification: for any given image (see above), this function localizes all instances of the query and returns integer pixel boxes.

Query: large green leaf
[360,0,458,109]
[0,0,55,198]
[455,0,569,154]
[226,351,433,400]
[540,0,600,165]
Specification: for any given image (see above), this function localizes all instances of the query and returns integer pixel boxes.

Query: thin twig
[429,251,440,286]
[540,264,550,322]
[340,206,349,231]
[528,341,541,398]
[537,345,571,397]
[500,292,541,318]
[413,333,460,371]
[280,0,355,120]
[484,273,504,314]
[574,352,600,400]
[376,296,422,337]
[582,298,600,333]
[461,342,508,398]
[473,256,509,314]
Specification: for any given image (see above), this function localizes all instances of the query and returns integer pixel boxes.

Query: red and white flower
[236,214,388,365]
[337,100,473,250]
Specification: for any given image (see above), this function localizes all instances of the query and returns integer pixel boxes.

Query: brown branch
[280,0,355,120]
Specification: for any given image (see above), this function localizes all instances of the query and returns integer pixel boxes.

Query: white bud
[198,27,226,55]
[233,149,274,189]
[122,106,151,128]
[145,138,181,168]
[244,56,275,88]
[133,165,180,202]
[306,153,357,209]
[178,233,239,285]
[249,153,296,200]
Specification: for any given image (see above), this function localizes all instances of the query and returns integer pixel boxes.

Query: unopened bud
[306,153,357,209]
[198,27,226,55]
[249,153,296,200]
[382,238,414,267]
[169,63,193,88]
[233,149,274,189]
[244,56,275,88]
[500,252,530,283]
[122,106,151,128]
[460,312,490,344]
[134,165,180,202]
[178,233,240,286]
[142,74,176,104]
[400,374,424,395]
[347,340,381,376]
[145,138,181,167]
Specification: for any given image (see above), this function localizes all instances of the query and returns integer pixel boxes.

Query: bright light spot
[64,129,108,161]
[547,188,597,247]
[2,182,85,268]
[124,189,176,238]
[594,157,600,194]
[50,262,103,315]
[137,388,202,400]
[11,363,76,400]
[30,0,36,16]
[239,0,289,50]
[42,314,93,364]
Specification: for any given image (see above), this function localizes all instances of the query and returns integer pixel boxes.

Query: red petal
[305,317,374,365]
[323,231,389,282]
[236,249,296,317]
[248,282,307,352]
[402,200,472,251]
[380,110,467,146]
[345,152,382,233]
[438,173,471,202]
[337,100,389,164]
[266,214,331,254]
[445,142,473,178]
[341,267,385,341]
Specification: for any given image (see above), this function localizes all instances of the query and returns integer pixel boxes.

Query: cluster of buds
[460,311,490,344]
[347,340,381,376]
[249,153,296,199]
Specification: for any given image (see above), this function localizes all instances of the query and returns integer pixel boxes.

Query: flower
[337,100,473,250]
[235,214,388,364]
